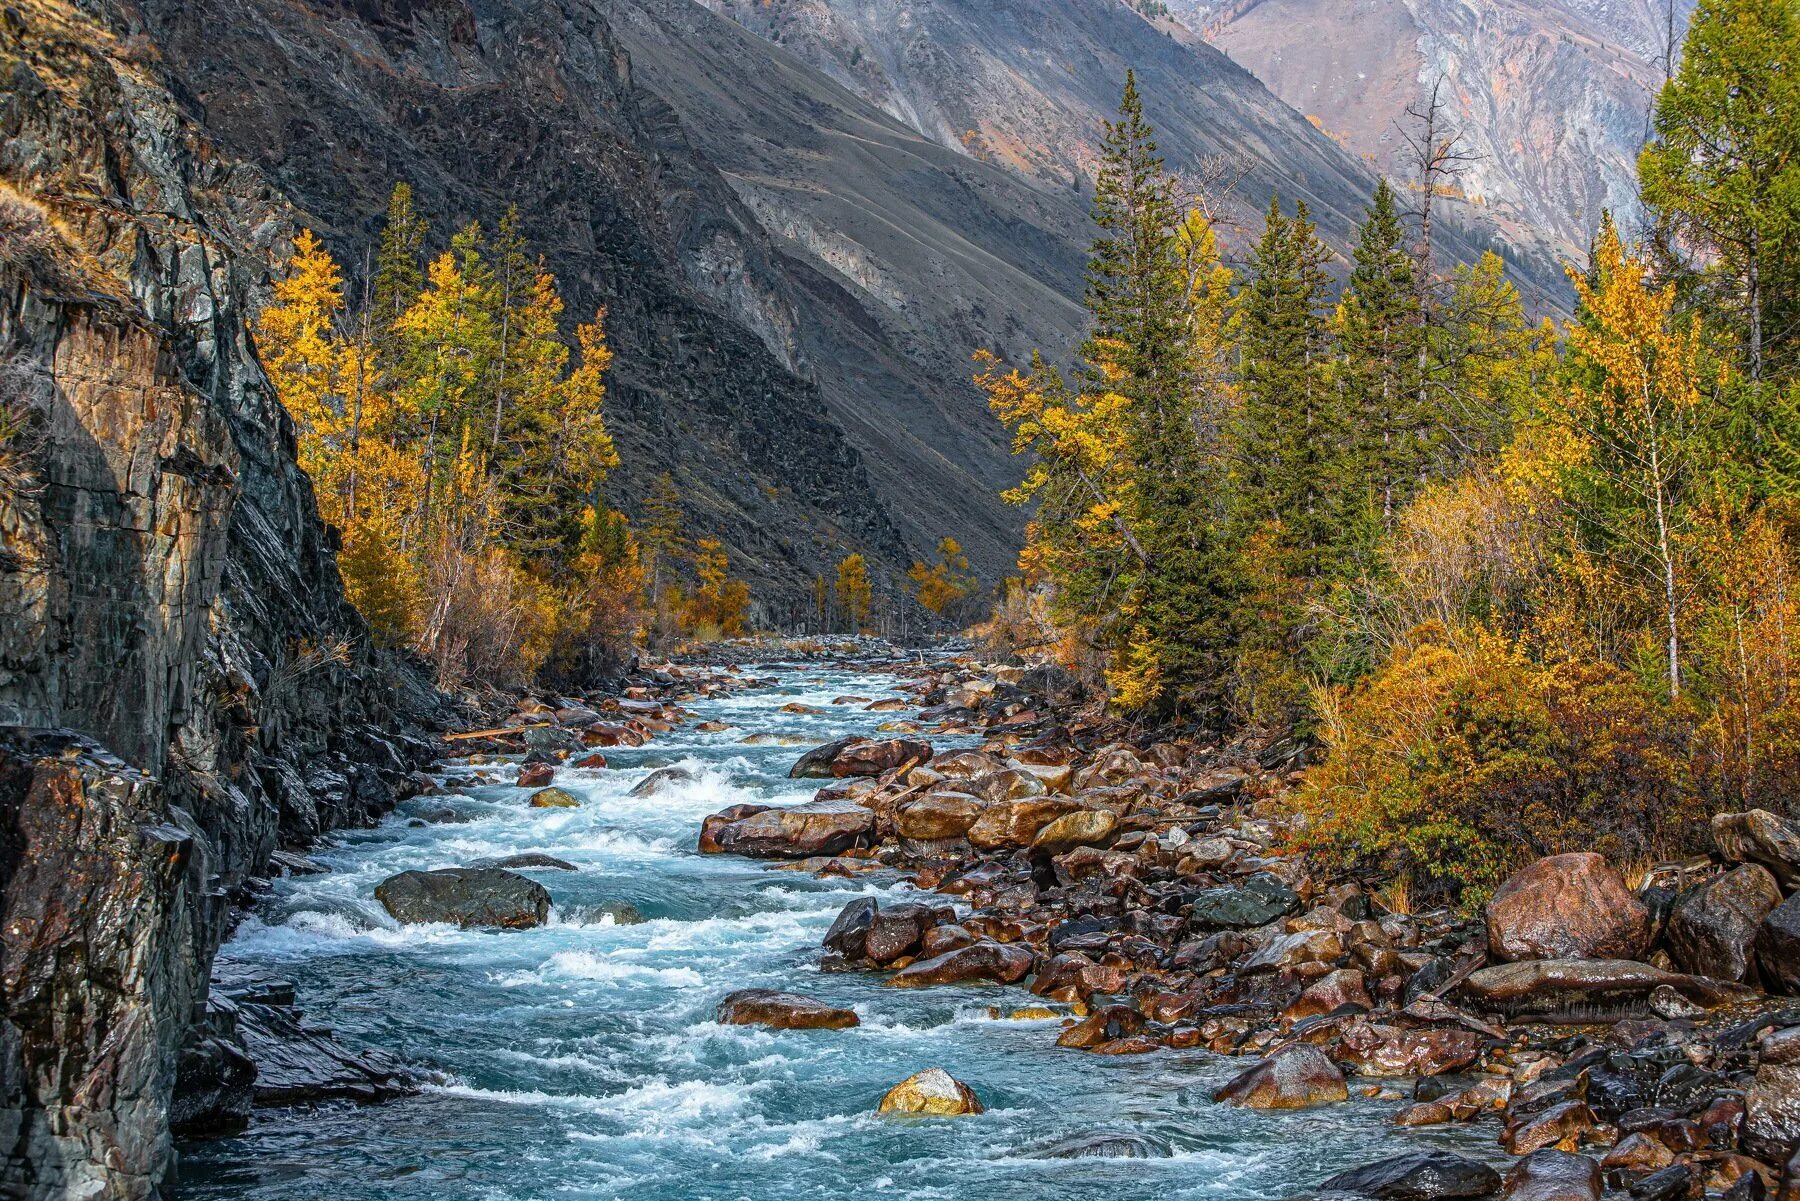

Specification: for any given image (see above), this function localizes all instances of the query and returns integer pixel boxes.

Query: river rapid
[178,663,1492,1200]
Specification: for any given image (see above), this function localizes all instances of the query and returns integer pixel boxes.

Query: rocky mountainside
[0,2,444,1197]
[1167,0,1693,257]
[690,0,1564,300]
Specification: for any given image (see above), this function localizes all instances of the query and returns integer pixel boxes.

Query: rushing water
[178,665,1496,1200]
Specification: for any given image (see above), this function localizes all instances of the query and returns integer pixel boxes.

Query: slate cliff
[0,3,441,1197]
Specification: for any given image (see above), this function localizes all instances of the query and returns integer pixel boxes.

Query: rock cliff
[0,3,441,1196]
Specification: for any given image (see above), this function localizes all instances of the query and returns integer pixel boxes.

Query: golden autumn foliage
[907,537,977,619]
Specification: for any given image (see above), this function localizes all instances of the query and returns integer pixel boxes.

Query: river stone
[523,725,585,754]
[711,798,876,858]
[789,736,859,778]
[1319,1151,1503,1199]
[1714,809,1800,891]
[1213,1043,1348,1109]
[965,769,1047,804]
[715,989,859,1030]
[1745,1026,1800,1161]
[967,797,1080,850]
[374,868,550,929]
[823,897,879,959]
[1666,863,1781,981]
[1758,891,1800,995]
[468,852,578,872]
[1031,809,1117,855]
[895,794,984,841]
[1500,1150,1601,1201]
[698,803,774,853]
[886,941,1035,987]
[529,787,581,809]
[1484,853,1650,962]
[1333,1021,1481,1078]
[1501,1100,1596,1155]
[516,762,555,788]
[1030,1132,1168,1159]
[865,902,934,964]
[930,749,1006,779]
[1186,875,1301,931]
[876,1067,983,1115]
[629,766,698,797]
[1455,959,1722,1021]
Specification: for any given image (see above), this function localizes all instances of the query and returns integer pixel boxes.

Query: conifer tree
[372,182,426,368]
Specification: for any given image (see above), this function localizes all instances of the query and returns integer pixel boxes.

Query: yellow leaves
[908,536,977,617]
[683,538,751,637]
[834,552,873,632]
[1104,626,1165,712]
[1563,220,1703,432]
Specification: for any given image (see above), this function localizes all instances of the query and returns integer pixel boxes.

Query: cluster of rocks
[699,658,1800,1196]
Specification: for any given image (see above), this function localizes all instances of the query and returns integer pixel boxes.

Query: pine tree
[372,182,427,370]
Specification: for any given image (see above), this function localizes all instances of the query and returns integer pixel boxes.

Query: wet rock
[1283,968,1374,1020]
[1213,1043,1348,1109]
[1484,853,1650,963]
[876,1067,983,1115]
[1457,959,1723,1021]
[1598,1132,1675,1173]
[469,852,578,872]
[1502,1100,1596,1155]
[529,787,581,808]
[1501,1150,1601,1201]
[1319,1151,1503,1199]
[234,999,418,1107]
[523,725,585,754]
[966,797,1081,850]
[709,798,876,858]
[791,737,932,779]
[895,793,984,841]
[965,769,1047,804]
[1241,928,1344,975]
[1334,1021,1482,1077]
[887,941,1034,987]
[374,868,551,929]
[1744,1025,1800,1162]
[1186,875,1301,931]
[1627,1164,1696,1201]
[572,752,609,769]
[1666,863,1781,982]
[584,723,647,748]
[1029,1132,1168,1159]
[1756,891,1800,995]
[823,897,879,959]
[715,989,859,1029]
[1030,808,1118,854]
[629,766,698,797]
[1714,809,1800,891]
[698,802,774,853]
[169,995,257,1137]
[865,902,934,964]
[516,762,555,788]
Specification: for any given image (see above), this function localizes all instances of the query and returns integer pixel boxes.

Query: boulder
[1500,1151,1601,1201]
[1333,1021,1481,1077]
[865,902,934,964]
[876,1067,983,1115]
[1186,875,1301,931]
[1457,958,1724,1021]
[1666,863,1781,982]
[629,766,698,797]
[516,762,554,788]
[1757,891,1800,995]
[791,737,932,779]
[1319,1151,1503,1200]
[374,868,550,929]
[1501,1100,1595,1155]
[528,787,581,809]
[887,941,1034,988]
[468,852,577,872]
[1713,809,1800,891]
[1484,853,1650,962]
[965,769,1047,804]
[789,736,859,778]
[1029,1132,1168,1159]
[715,989,858,1030]
[895,794,984,841]
[1744,1025,1800,1162]
[966,797,1081,850]
[698,803,773,853]
[1212,1043,1348,1109]
[1282,968,1373,1020]
[709,799,876,858]
[823,897,879,959]
[1030,809,1118,855]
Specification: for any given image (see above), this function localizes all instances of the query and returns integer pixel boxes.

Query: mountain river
[177,662,1497,1199]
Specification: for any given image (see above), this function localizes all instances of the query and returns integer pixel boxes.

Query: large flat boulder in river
[375,867,551,929]
[715,989,859,1030]
[707,798,876,858]
[789,736,932,779]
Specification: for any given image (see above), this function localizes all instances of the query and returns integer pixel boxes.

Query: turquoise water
[176,666,1491,1199]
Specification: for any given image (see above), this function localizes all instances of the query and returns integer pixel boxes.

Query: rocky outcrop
[0,5,442,1197]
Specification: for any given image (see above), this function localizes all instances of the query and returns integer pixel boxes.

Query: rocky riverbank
[682,649,1800,1198]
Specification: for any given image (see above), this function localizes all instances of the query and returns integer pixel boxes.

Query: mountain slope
[1169,0,1692,257]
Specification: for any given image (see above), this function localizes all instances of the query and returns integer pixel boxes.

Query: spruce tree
[371,182,426,371]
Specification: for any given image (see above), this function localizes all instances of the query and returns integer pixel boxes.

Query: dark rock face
[0,6,442,1196]
[1319,1151,1503,1199]
[1666,863,1781,982]
[1758,892,1800,996]
[375,868,552,929]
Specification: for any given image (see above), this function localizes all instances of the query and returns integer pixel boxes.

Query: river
[177,662,1492,1199]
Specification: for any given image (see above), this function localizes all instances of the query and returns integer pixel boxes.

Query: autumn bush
[1294,631,1706,908]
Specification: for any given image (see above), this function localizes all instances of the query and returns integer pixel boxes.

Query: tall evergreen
[371,181,427,370]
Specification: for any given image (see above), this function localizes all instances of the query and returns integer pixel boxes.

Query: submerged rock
[715,989,859,1029]
[374,868,551,929]
[469,852,578,872]
[1029,1131,1168,1159]
[876,1067,983,1115]
[1319,1151,1503,1199]
[529,787,581,809]
[630,766,698,797]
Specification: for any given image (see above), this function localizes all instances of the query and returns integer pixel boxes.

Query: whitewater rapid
[177,665,1492,1199]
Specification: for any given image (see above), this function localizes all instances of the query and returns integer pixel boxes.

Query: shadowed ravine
[176,667,1496,1199]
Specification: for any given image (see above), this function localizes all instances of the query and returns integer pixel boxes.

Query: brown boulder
[716,989,858,1030]
[1501,1150,1601,1201]
[876,1067,982,1115]
[895,794,984,841]
[516,763,555,788]
[1333,1021,1481,1077]
[1501,1100,1595,1155]
[1484,853,1651,962]
[1213,1043,1348,1109]
[1456,958,1727,1020]
[887,941,1035,988]
[1282,969,1373,1021]
[698,803,773,853]
[865,902,934,964]
[1713,808,1800,891]
[1745,1025,1800,1162]
[966,798,1080,850]
[1030,809,1118,855]
[709,799,876,859]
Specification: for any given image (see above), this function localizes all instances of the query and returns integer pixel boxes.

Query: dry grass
[1372,874,1413,917]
